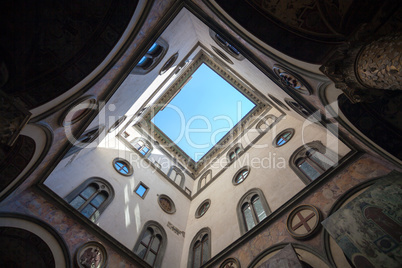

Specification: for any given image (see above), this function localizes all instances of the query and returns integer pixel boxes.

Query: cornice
[137,50,270,176]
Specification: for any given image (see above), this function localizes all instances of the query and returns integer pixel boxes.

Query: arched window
[256,114,277,133]
[290,141,339,184]
[198,170,212,191]
[65,178,114,222]
[132,138,153,157]
[132,38,168,75]
[188,228,211,268]
[227,144,243,162]
[168,166,185,188]
[134,221,167,268]
[237,188,271,234]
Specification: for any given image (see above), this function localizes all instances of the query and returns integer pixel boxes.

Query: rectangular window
[135,182,149,199]
[185,187,192,196]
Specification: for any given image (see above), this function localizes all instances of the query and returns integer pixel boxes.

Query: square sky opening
[152,63,255,162]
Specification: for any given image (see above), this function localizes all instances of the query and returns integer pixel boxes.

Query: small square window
[135,182,149,199]
[185,187,192,196]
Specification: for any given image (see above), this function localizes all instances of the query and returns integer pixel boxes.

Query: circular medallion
[158,194,176,214]
[76,241,107,268]
[286,205,321,240]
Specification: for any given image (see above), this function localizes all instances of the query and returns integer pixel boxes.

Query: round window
[233,167,250,185]
[268,94,290,111]
[195,199,211,218]
[112,158,133,176]
[108,115,126,133]
[158,194,176,214]
[273,66,311,95]
[273,128,295,147]
[160,53,179,75]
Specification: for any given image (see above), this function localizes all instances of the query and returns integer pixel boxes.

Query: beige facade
[0,1,401,268]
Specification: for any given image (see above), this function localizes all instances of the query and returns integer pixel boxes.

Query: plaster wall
[180,113,350,267]
[44,138,191,268]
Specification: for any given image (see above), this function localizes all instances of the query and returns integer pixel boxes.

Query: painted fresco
[322,171,402,268]
[256,244,303,268]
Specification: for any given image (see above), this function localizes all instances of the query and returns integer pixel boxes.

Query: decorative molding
[158,194,176,214]
[320,33,402,103]
[286,204,321,240]
[59,95,97,127]
[167,221,185,237]
[272,65,313,95]
[76,241,108,268]
[138,50,269,176]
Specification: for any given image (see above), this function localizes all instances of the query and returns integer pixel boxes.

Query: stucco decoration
[321,33,402,103]
[286,204,321,240]
[167,221,185,237]
[158,194,176,214]
[356,34,402,90]
[76,241,107,268]
[322,171,402,268]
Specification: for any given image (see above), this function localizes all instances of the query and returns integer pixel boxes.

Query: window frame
[187,228,211,268]
[197,169,212,191]
[272,65,312,95]
[65,177,114,223]
[209,29,244,61]
[134,182,149,199]
[108,115,127,133]
[289,141,339,184]
[112,158,133,176]
[232,166,250,185]
[157,194,176,214]
[195,199,211,219]
[131,138,153,157]
[273,128,295,147]
[237,188,271,234]
[159,52,179,75]
[227,144,244,163]
[256,114,278,133]
[131,38,169,75]
[168,166,185,188]
[133,221,167,268]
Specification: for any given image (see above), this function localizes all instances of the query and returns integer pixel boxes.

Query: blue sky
[152,63,255,161]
